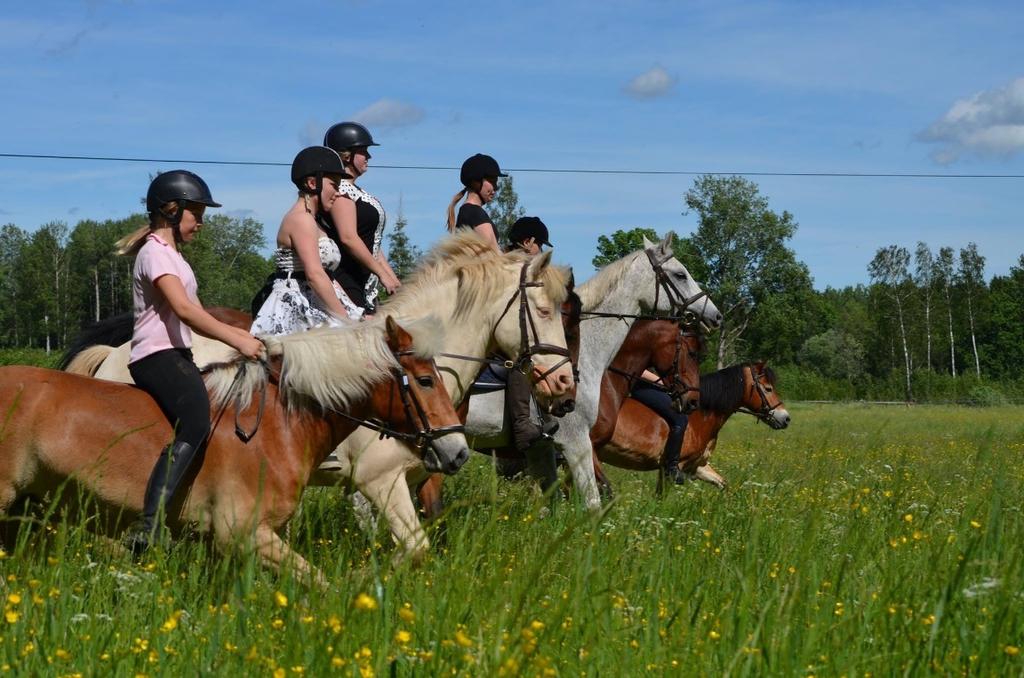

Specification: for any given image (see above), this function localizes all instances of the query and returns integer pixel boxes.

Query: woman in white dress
[251,146,364,335]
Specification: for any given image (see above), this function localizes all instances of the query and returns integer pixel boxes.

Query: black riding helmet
[291,146,346,195]
[146,170,221,223]
[460,153,508,188]
[323,122,379,152]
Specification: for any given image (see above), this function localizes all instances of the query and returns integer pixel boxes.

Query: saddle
[470,363,509,395]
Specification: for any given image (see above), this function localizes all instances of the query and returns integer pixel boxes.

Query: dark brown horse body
[3,318,466,585]
[595,362,789,489]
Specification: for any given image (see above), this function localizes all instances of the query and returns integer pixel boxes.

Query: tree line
[2,174,1021,403]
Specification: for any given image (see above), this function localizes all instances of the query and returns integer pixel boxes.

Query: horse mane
[381,230,570,323]
[698,364,747,414]
[576,249,643,310]
[698,362,777,413]
[205,316,445,413]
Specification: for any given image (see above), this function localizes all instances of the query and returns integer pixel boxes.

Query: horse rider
[250,146,360,333]
[116,171,263,554]
[322,122,401,317]
[446,153,504,252]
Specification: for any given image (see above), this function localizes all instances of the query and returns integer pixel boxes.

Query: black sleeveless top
[456,203,497,244]
[324,179,386,311]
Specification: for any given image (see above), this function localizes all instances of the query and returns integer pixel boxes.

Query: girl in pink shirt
[115,170,263,555]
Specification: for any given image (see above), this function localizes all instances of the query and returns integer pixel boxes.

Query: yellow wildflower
[970,520,982,529]
[709,630,721,640]
[398,604,415,623]
[275,591,288,608]
[6,594,20,605]
[455,629,474,647]
[1006,646,1020,656]
[903,514,913,523]
[4,611,18,624]
[353,593,378,611]
[395,630,412,645]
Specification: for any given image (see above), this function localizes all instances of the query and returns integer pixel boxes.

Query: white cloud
[297,118,326,146]
[623,65,677,99]
[351,98,425,128]
[919,77,1024,163]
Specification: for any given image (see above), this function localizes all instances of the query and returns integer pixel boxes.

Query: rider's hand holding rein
[154,273,264,360]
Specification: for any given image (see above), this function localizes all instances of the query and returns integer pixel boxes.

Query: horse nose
[448,446,470,473]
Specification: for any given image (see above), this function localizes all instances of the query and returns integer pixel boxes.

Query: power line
[2,151,1023,179]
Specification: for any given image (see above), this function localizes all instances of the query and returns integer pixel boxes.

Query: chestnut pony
[2,317,467,587]
[595,361,789,490]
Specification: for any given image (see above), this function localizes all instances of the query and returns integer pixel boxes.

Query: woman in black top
[323,122,400,315]
[446,153,507,252]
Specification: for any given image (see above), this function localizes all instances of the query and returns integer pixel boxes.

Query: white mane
[205,316,445,413]
[577,249,644,311]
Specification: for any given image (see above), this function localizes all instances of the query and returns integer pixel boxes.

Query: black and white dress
[250,236,363,336]
[332,179,386,313]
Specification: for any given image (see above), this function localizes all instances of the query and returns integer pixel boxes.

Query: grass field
[2,404,1023,676]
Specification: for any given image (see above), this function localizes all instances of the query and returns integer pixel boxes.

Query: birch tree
[913,241,935,371]
[958,242,985,377]
[934,246,957,377]
[868,245,913,401]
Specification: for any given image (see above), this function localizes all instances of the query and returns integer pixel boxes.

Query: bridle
[608,322,702,410]
[645,247,711,321]
[737,364,786,428]
[581,247,711,325]
[218,348,465,452]
[441,260,571,384]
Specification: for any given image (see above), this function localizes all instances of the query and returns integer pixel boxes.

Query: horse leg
[525,440,559,496]
[349,491,380,537]
[360,473,430,566]
[592,453,615,501]
[693,464,727,490]
[560,431,602,512]
[416,474,445,521]
[252,525,328,590]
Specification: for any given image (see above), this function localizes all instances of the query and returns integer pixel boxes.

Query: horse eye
[537,307,552,318]
[416,376,434,388]
[764,386,773,392]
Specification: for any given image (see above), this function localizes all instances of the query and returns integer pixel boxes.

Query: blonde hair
[114,201,180,256]
[446,188,468,232]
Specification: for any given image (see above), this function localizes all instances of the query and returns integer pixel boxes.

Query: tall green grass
[2,405,1023,675]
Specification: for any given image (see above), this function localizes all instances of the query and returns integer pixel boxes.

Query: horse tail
[64,345,115,377]
[57,312,134,370]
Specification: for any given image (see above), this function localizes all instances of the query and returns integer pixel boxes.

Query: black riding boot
[123,441,199,556]
[506,369,558,452]
[661,423,688,485]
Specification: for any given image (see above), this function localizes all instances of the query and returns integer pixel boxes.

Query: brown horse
[416,317,703,517]
[1,317,467,587]
[595,362,789,490]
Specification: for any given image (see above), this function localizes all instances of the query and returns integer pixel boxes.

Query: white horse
[66,232,576,562]
[463,234,721,510]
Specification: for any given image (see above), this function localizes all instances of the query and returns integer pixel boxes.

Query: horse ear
[527,249,553,278]
[642,235,655,249]
[658,232,675,256]
[384,316,413,353]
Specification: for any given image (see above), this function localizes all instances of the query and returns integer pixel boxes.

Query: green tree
[488,174,526,248]
[800,328,867,381]
[592,228,659,268]
[684,175,806,368]
[180,214,273,310]
[983,255,1024,378]
[0,224,29,346]
[387,205,421,279]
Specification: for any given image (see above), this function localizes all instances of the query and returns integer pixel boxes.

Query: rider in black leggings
[631,373,688,484]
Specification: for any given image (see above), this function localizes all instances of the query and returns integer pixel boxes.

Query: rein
[608,324,702,407]
[735,365,785,426]
[320,350,465,450]
[205,348,464,450]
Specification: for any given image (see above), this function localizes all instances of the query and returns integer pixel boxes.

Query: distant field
[2,404,1023,675]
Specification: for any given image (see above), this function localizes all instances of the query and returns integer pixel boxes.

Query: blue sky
[1,0,1022,289]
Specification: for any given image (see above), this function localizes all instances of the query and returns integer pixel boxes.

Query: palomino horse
[594,362,789,490]
[462,234,722,511]
[65,232,576,561]
[7,317,467,587]
[418,317,703,517]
